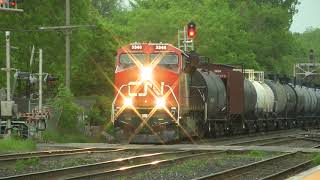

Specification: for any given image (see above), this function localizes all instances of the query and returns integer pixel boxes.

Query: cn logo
[128,82,164,97]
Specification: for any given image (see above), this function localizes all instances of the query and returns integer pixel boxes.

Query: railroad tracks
[197,129,320,148]
[1,129,320,179]
[0,148,124,167]
[225,135,320,148]
[0,146,318,179]
[226,136,293,146]
[197,129,303,146]
[2,150,224,180]
[193,152,313,180]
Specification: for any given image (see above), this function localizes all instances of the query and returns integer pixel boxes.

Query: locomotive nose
[140,66,153,81]
[155,97,166,108]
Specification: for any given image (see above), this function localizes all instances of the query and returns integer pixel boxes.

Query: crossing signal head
[46,75,58,85]
[187,22,196,39]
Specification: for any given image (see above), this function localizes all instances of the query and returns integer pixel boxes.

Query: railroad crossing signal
[0,0,23,12]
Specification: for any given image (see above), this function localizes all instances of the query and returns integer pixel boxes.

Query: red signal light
[188,29,195,38]
[187,22,196,39]
[10,2,16,7]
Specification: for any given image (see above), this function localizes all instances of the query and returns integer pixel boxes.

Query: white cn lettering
[128,81,165,97]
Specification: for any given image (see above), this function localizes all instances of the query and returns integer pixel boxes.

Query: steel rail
[199,130,303,146]
[0,148,97,160]
[245,136,320,147]
[312,144,320,148]
[197,129,302,145]
[193,152,299,180]
[0,148,124,167]
[1,150,202,180]
[261,160,313,180]
[257,137,299,146]
[226,136,292,146]
[66,151,225,180]
[297,137,320,142]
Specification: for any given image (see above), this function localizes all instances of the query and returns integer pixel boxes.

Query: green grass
[15,157,39,171]
[131,158,208,180]
[42,130,91,143]
[312,153,320,165]
[246,150,270,158]
[0,138,36,153]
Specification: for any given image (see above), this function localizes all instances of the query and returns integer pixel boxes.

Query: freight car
[111,42,320,143]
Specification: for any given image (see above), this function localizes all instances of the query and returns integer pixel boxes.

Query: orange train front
[112,43,190,143]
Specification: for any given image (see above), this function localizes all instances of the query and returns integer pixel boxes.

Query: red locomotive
[112,42,320,144]
[112,43,187,143]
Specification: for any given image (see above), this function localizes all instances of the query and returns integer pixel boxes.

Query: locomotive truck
[111,42,320,143]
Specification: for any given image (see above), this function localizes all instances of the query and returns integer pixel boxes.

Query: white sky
[290,0,320,33]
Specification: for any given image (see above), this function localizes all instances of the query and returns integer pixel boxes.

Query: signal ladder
[178,26,194,52]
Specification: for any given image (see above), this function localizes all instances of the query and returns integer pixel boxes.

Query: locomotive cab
[112,43,185,143]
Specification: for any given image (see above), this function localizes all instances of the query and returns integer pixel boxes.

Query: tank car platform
[287,165,320,180]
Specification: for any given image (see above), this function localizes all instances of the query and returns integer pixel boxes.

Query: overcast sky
[290,0,320,33]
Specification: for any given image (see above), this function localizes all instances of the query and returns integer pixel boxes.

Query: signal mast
[0,0,23,12]
[178,21,197,52]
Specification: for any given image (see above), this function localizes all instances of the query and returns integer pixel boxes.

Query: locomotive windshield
[119,53,179,71]
[151,54,179,71]
[120,53,147,68]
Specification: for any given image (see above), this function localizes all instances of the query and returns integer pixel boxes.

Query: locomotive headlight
[156,97,166,108]
[123,97,133,106]
[141,67,152,81]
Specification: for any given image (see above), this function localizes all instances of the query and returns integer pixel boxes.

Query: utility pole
[65,0,71,89]
[38,0,95,91]
[5,32,11,103]
[38,49,43,112]
[28,45,35,113]
[5,31,12,136]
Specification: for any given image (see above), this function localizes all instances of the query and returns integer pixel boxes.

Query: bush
[85,96,116,136]
[87,107,105,126]
[105,121,115,136]
[51,86,84,133]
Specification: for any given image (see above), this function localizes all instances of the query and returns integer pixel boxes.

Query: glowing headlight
[141,67,152,81]
[123,97,133,106]
[156,97,166,108]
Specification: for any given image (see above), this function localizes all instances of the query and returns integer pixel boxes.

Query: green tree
[112,0,299,73]
[294,28,320,62]
[0,0,119,96]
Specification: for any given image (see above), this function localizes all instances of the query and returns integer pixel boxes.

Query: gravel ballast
[116,151,282,180]
[0,150,145,177]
